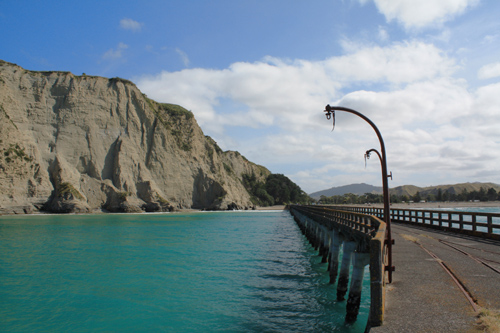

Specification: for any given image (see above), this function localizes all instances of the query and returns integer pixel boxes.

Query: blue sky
[2,0,500,193]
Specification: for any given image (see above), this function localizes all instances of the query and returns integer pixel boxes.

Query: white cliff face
[0,60,270,214]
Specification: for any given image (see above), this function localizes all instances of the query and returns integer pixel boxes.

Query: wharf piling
[289,205,388,327]
[328,229,343,283]
[337,240,356,301]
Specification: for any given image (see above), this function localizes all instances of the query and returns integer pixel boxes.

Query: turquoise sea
[0,211,370,332]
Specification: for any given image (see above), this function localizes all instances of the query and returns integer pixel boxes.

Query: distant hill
[390,182,500,197]
[310,182,500,200]
[309,183,382,199]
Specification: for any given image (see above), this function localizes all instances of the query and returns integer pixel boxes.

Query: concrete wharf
[289,205,500,331]
[370,221,500,332]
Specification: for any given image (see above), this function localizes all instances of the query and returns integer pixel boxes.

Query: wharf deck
[370,222,500,332]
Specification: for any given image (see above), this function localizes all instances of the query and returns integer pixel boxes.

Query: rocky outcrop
[0,60,270,214]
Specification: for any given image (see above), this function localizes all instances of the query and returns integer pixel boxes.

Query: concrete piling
[346,252,371,324]
[320,225,330,263]
[337,240,357,301]
[328,229,343,284]
[289,205,388,328]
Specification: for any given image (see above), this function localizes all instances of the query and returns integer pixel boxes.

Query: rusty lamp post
[323,105,394,283]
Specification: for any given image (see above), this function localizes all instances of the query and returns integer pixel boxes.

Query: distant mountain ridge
[309,183,382,199]
[310,182,500,200]
[390,182,500,198]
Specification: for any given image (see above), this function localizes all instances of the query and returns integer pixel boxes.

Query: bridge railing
[289,205,387,327]
[292,205,381,241]
[327,205,500,241]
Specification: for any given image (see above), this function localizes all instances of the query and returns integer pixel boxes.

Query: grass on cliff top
[157,103,194,120]
[144,95,194,120]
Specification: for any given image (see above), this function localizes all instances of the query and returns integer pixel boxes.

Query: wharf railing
[289,205,388,327]
[325,206,500,241]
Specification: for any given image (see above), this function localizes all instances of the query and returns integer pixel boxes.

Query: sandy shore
[255,205,286,211]
[177,201,500,213]
[175,205,286,213]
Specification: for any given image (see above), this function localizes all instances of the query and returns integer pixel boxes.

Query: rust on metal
[323,104,394,282]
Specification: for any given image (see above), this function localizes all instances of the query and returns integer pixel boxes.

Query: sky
[1,0,500,194]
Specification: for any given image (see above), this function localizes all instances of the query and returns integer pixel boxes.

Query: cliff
[0,60,270,214]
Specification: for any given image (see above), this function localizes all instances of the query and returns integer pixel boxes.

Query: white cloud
[120,18,142,32]
[175,48,190,67]
[136,40,500,192]
[336,78,472,129]
[478,62,500,79]
[137,41,456,132]
[377,26,389,42]
[102,42,128,60]
[369,0,479,29]
[334,40,456,84]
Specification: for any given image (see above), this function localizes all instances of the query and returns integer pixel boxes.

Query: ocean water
[0,211,370,332]
[442,206,500,214]
[423,206,500,234]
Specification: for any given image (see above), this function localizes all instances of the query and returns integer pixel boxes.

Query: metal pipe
[324,105,394,283]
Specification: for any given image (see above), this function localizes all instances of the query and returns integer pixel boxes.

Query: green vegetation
[2,143,33,163]
[223,162,233,174]
[57,182,84,200]
[318,186,500,204]
[144,98,194,151]
[242,173,311,206]
[156,194,169,205]
[0,104,18,130]
[109,77,135,86]
[118,191,132,201]
[205,136,223,154]
[171,129,192,151]
[158,103,194,120]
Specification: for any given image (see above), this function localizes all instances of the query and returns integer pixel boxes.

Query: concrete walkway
[370,222,500,332]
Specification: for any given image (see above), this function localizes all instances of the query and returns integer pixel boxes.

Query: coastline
[174,205,287,213]
[4,202,498,216]
[255,205,286,211]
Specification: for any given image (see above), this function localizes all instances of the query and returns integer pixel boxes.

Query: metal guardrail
[326,206,500,241]
[292,205,381,244]
[289,205,388,327]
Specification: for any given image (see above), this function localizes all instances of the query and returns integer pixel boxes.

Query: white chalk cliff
[0,60,270,214]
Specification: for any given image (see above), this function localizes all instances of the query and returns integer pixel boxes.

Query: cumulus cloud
[102,42,128,60]
[120,18,143,32]
[330,41,456,84]
[478,62,500,79]
[368,0,479,29]
[136,40,500,192]
[137,41,455,132]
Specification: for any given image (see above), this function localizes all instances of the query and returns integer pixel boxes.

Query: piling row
[292,209,370,324]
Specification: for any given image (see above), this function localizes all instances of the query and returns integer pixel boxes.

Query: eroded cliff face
[0,60,270,214]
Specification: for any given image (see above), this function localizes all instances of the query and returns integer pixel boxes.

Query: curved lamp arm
[324,105,394,282]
